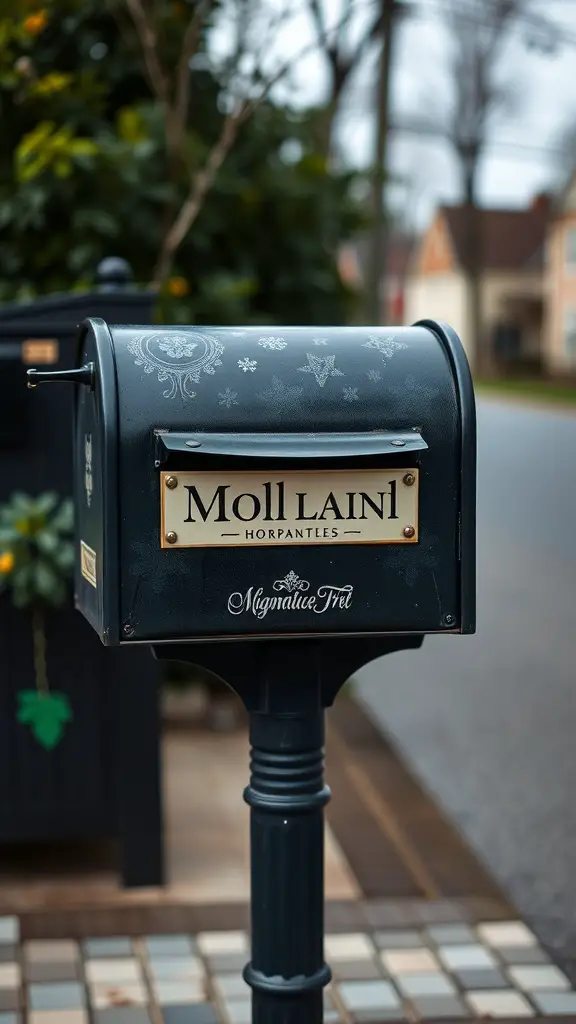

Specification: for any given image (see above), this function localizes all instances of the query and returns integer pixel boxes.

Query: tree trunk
[461,161,484,375]
[365,0,397,325]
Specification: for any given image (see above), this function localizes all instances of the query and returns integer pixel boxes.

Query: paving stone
[85,959,142,984]
[332,959,383,981]
[28,981,86,1011]
[83,940,134,959]
[497,946,551,966]
[381,949,440,975]
[465,989,534,1017]
[454,967,509,989]
[477,923,537,949]
[197,933,248,956]
[148,957,204,980]
[0,964,20,987]
[395,972,456,998]
[213,973,250,999]
[438,943,498,970]
[89,981,147,1008]
[325,934,375,961]
[426,925,477,945]
[25,941,78,964]
[25,961,81,983]
[202,953,246,974]
[409,993,470,1018]
[160,1007,220,1023]
[0,921,18,946]
[28,1013,88,1024]
[153,980,206,1005]
[532,991,576,1014]
[93,1011,153,1024]
[144,936,196,958]
[507,964,570,991]
[221,999,251,1024]
[0,992,19,1012]
[372,931,423,950]
[338,979,401,1011]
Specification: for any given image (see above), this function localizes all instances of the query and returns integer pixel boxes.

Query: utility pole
[366,0,398,325]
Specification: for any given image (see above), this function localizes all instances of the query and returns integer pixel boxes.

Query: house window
[564,308,576,364]
[565,227,576,272]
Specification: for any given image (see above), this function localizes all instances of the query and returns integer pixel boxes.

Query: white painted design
[157,337,197,358]
[127,331,224,399]
[258,336,287,350]
[231,331,247,336]
[84,434,93,507]
[227,572,354,618]
[258,375,303,410]
[343,387,359,402]
[312,337,328,345]
[273,570,310,593]
[366,369,381,382]
[238,357,258,372]
[298,352,344,387]
[218,388,239,408]
[363,334,407,359]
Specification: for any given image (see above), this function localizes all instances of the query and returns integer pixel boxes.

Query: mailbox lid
[105,323,472,641]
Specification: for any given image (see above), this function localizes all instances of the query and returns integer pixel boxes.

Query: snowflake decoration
[298,353,344,388]
[238,357,258,372]
[157,336,198,359]
[366,369,381,382]
[218,388,239,409]
[312,337,328,346]
[258,336,287,350]
[342,387,359,402]
[363,334,407,359]
[258,375,303,410]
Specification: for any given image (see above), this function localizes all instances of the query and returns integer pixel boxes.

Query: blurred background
[0,1,576,1020]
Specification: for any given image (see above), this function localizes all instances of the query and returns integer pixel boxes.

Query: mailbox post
[28,319,476,1024]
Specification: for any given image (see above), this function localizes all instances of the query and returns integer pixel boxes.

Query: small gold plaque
[80,540,97,588]
[21,339,59,365]
[161,468,419,549]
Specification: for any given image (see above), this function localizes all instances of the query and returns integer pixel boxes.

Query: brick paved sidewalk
[0,694,573,1023]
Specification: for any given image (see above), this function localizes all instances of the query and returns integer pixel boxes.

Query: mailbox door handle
[156,430,428,460]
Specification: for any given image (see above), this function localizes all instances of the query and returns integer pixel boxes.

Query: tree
[303,0,386,162]
[0,0,364,324]
[431,0,537,369]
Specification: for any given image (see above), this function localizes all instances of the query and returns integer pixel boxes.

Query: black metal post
[243,706,331,1024]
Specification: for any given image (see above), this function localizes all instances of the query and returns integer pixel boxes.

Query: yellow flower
[22,10,48,35]
[167,276,189,298]
[0,552,14,574]
[30,72,72,97]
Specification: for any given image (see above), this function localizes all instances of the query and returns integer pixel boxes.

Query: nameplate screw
[403,473,415,486]
[165,476,178,489]
[403,525,416,538]
[165,531,178,544]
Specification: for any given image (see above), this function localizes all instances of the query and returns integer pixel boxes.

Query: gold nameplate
[160,469,419,549]
[21,339,59,365]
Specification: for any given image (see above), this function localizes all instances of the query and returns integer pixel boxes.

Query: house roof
[440,199,550,271]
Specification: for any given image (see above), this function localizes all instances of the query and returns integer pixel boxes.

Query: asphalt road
[356,398,576,959]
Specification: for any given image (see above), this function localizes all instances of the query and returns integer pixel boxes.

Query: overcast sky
[214,0,576,230]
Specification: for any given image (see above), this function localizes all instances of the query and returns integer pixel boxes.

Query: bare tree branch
[123,0,170,105]
[174,0,213,130]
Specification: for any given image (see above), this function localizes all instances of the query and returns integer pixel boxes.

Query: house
[544,170,576,376]
[338,234,416,324]
[404,197,550,372]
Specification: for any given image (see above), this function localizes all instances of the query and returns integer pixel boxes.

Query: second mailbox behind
[73,319,475,646]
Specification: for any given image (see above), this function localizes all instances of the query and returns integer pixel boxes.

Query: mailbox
[64,317,475,646]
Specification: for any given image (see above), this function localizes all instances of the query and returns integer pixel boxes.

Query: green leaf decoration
[17,690,73,750]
